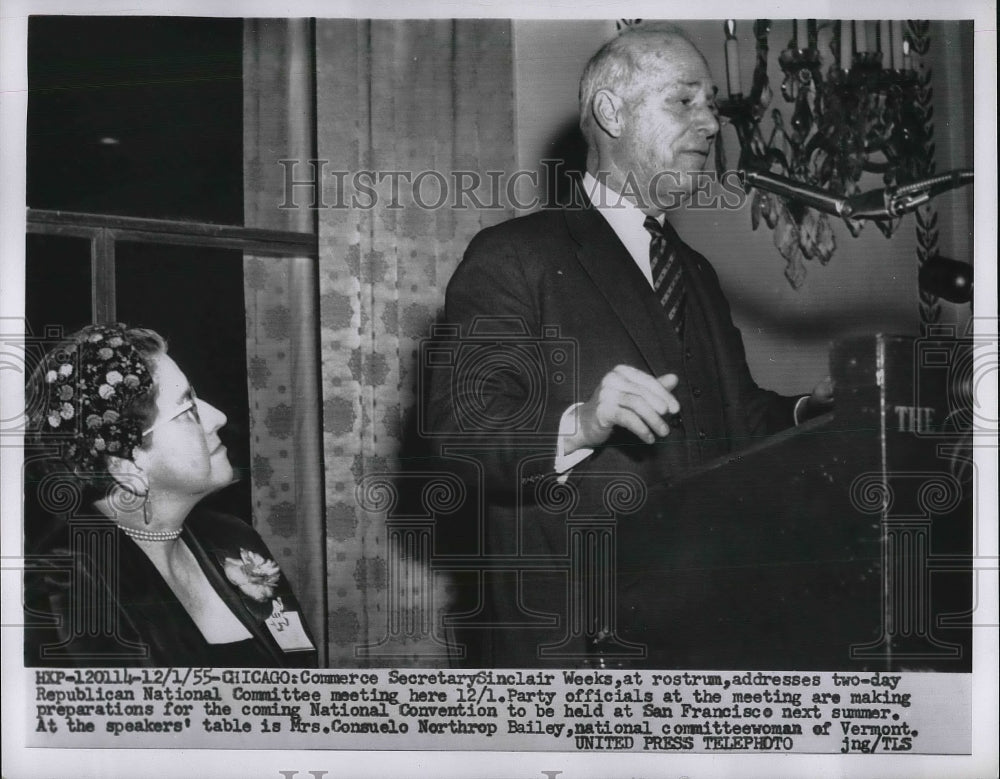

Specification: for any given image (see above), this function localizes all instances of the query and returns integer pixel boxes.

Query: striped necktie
[643,215,686,336]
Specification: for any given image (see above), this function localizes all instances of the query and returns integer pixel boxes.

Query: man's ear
[105,456,148,496]
[592,89,624,138]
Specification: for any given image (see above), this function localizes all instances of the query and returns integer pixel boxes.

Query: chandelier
[715,20,973,288]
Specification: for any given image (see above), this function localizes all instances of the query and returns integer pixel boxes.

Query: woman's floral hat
[33,324,155,476]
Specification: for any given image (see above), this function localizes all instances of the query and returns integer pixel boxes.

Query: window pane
[27,17,243,224]
[115,241,250,520]
[25,234,93,336]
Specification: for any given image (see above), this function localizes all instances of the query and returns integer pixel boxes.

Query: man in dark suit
[425,25,831,667]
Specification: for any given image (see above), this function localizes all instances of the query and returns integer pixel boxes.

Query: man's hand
[564,365,681,454]
[798,376,835,422]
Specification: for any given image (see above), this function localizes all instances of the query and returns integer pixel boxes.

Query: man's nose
[695,104,720,138]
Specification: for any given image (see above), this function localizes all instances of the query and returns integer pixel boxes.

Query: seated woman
[24,324,317,667]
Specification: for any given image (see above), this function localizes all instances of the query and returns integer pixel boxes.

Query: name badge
[265,597,315,652]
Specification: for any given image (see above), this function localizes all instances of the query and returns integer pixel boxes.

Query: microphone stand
[740,165,975,306]
[739,167,974,221]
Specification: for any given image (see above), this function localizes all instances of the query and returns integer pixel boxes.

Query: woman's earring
[135,469,151,525]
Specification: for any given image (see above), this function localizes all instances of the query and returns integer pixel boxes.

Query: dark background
[26,17,251,518]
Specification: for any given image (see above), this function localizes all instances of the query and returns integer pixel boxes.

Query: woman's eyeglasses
[141,389,201,437]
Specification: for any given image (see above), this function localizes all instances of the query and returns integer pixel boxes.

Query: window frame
[26,209,318,323]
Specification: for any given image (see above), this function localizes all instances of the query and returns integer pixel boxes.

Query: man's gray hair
[578,23,698,146]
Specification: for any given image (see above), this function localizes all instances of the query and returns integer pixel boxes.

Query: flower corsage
[224,549,281,617]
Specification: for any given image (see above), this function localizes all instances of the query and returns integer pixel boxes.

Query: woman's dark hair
[25,324,167,510]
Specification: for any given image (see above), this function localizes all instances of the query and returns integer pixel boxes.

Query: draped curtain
[315,20,516,666]
[243,19,327,664]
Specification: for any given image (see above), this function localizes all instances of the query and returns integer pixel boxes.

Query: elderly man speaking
[426,24,832,668]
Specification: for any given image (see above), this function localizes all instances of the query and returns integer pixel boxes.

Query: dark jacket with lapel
[24,509,317,667]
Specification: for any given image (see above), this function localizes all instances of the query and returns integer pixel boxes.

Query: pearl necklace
[117,525,183,542]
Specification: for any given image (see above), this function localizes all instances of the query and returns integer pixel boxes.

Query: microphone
[740,169,849,217]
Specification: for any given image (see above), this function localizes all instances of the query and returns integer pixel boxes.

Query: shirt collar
[583,172,660,287]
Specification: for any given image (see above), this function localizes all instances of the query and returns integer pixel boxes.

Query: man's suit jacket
[426,204,798,667]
